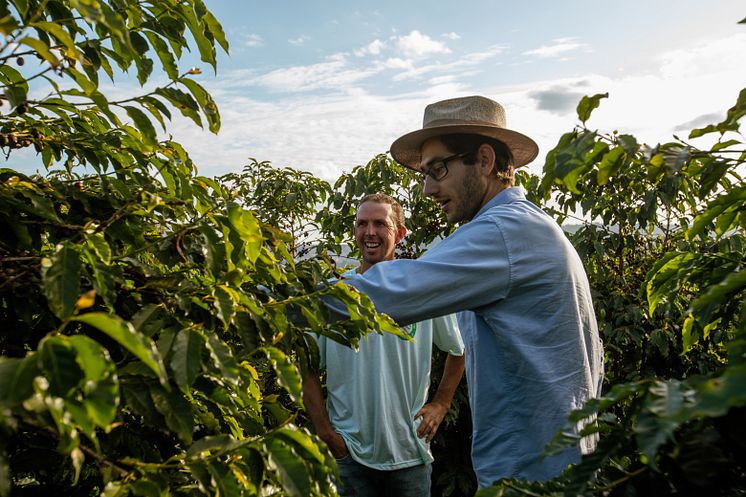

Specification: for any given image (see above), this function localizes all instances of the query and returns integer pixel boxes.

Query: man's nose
[365,224,376,235]
[423,175,437,196]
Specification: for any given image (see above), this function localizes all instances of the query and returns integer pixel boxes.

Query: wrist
[318,426,339,443]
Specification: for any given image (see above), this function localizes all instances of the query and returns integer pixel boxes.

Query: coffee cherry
[16,56,24,66]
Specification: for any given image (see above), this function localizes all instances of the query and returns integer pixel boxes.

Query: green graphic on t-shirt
[406,323,417,338]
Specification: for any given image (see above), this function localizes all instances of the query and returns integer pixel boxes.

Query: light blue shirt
[318,269,464,470]
[329,188,604,486]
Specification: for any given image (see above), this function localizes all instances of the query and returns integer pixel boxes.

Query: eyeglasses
[420,151,473,181]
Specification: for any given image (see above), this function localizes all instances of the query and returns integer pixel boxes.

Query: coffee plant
[0,2,401,496]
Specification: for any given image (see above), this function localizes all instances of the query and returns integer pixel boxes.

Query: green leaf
[646,252,695,315]
[0,64,28,94]
[155,87,202,128]
[687,187,746,240]
[636,380,690,465]
[69,335,110,382]
[17,36,60,66]
[266,437,311,497]
[30,21,79,59]
[596,147,625,185]
[127,479,163,497]
[170,329,204,391]
[690,269,746,318]
[69,335,119,427]
[143,30,179,80]
[72,313,168,385]
[576,92,608,124]
[203,10,229,52]
[265,347,302,403]
[213,285,237,328]
[205,459,243,497]
[39,336,84,397]
[41,242,82,321]
[682,314,699,354]
[86,232,112,264]
[187,434,236,457]
[180,78,220,133]
[693,363,746,417]
[203,332,239,385]
[124,105,157,145]
[151,386,194,443]
[227,203,263,264]
[0,354,40,405]
[64,66,97,95]
[184,11,217,70]
[272,427,325,465]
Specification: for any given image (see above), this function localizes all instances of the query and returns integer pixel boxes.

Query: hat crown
[423,96,506,129]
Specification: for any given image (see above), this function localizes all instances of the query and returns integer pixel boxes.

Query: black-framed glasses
[420,151,473,181]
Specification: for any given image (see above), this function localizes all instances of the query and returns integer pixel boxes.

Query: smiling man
[303,193,465,497]
[326,96,604,488]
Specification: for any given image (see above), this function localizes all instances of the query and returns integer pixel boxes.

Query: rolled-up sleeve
[335,218,511,326]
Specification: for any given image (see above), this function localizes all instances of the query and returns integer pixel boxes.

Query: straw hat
[389,95,539,170]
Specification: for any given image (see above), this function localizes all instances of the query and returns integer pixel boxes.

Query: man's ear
[395,226,407,244]
[478,143,496,177]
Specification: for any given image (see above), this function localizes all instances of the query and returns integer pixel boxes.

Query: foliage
[0,2,399,496]
[219,160,333,258]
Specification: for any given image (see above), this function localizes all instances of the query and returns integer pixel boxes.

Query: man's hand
[415,401,449,443]
[324,431,349,459]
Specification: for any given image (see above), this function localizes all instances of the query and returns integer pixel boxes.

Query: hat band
[424,118,505,129]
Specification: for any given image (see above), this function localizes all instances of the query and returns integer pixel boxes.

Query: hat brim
[389,124,539,171]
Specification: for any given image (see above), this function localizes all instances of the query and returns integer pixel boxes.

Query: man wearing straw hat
[325,95,604,488]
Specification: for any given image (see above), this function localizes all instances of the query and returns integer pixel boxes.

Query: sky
[13,1,746,182]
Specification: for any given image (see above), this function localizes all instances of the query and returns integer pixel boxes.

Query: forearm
[431,353,465,409]
[302,373,336,441]
[415,353,465,441]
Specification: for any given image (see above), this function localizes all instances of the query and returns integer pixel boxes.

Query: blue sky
[14,1,746,181]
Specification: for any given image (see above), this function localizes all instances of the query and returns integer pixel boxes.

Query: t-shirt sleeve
[431,314,464,356]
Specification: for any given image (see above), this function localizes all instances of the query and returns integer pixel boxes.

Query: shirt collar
[473,186,526,220]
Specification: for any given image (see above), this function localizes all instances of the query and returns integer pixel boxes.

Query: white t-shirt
[317,275,464,470]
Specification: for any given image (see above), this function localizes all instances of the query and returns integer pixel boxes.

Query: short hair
[440,134,515,185]
[357,193,405,229]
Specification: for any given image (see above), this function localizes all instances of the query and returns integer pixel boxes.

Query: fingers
[416,416,440,442]
[330,432,349,459]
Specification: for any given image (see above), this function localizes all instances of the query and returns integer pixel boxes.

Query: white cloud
[442,32,460,40]
[394,30,451,58]
[153,33,746,186]
[376,57,413,70]
[354,39,386,57]
[288,35,311,46]
[392,44,505,81]
[246,55,381,93]
[523,37,589,58]
[244,34,263,48]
